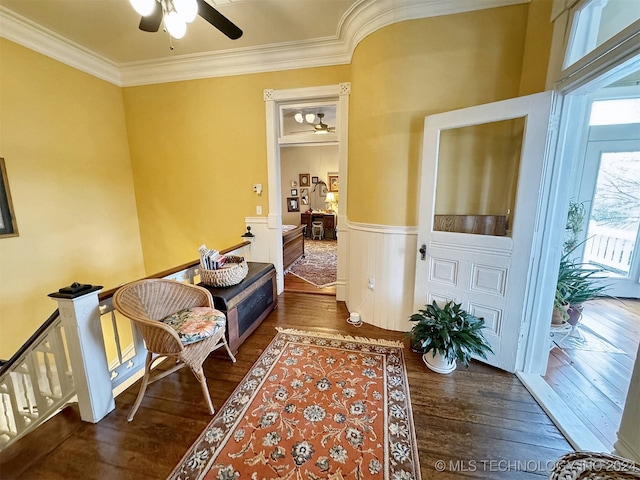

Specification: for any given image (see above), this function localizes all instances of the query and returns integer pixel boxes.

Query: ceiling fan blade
[197,0,243,40]
[139,2,162,32]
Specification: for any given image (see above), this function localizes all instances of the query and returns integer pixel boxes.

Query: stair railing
[0,241,252,451]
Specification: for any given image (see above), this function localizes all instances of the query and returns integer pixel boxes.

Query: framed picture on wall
[287,197,299,212]
[328,172,339,192]
[312,176,319,184]
[0,158,19,238]
[317,182,327,198]
[291,189,298,196]
[300,188,309,205]
[299,173,310,187]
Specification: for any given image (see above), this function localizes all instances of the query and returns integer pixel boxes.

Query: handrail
[0,242,250,377]
[0,309,60,377]
[98,241,251,300]
[0,240,252,450]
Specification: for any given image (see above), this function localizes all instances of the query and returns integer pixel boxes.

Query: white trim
[556,21,640,93]
[518,372,608,452]
[264,84,349,297]
[0,6,121,85]
[0,0,527,87]
[347,220,419,236]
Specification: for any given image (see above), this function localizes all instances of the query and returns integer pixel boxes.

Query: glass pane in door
[433,117,525,237]
[583,151,640,277]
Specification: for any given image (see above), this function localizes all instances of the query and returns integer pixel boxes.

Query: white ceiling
[0,0,527,86]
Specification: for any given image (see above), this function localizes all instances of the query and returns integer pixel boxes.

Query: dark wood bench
[200,262,277,354]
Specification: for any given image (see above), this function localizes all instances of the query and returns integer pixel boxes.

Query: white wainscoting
[346,222,418,332]
[244,217,270,263]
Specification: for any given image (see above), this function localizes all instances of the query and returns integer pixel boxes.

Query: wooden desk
[301,213,336,239]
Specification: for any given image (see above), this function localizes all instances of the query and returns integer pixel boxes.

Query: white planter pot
[422,351,456,374]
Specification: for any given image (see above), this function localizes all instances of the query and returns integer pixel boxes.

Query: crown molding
[1,0,527,87]
[0,6,121,85]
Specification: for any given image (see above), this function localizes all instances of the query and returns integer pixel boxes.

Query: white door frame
[264,83,350,298]
[519,51,640,375]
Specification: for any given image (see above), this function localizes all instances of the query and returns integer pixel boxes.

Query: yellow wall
[349,4,535,225]
[519,0,554,95]
[0,39,146,358]
[0,3,553,358]
[122,67,349,273]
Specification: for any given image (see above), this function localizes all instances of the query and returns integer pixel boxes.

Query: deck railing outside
[0,242,251,451]
[584,225,636,275]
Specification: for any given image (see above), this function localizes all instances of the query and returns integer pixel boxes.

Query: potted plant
[408,301,494,374]
[553,251,608,325]
[553,200,608,326]
[563,200,586,254]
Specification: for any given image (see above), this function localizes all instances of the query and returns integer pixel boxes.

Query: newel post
[49,283,115,423]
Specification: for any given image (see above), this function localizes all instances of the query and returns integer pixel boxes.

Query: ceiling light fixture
[130,0,156,16]
[305,113,316,124]
[294,113,304,123]
[130,0,199,40]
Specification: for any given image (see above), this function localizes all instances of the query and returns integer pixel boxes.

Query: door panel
[414,92,554,372]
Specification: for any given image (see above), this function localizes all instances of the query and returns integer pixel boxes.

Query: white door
[414,92,554,372]
[578,139,640,299]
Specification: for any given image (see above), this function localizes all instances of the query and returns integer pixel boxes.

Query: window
[564,0,640,68]
[589,98,640,125]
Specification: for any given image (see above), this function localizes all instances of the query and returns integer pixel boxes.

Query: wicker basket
[200,256,248,287]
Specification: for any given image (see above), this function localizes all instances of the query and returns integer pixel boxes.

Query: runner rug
[168,328,421,480]
[287,239,337,288]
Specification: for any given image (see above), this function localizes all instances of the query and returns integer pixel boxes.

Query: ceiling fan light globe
[130,0,156,16]
[165,11,187,38]
[305,113,315,123]
[174,0,198,23]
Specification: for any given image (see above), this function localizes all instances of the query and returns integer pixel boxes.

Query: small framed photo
[0,158,19,238]
[318,183,327,198]
[300,188,309,205]
[287,197,299,212]
[311,176,319,184]
[328,172,339,192]
[290,188,298,196]
[299,173,310,187]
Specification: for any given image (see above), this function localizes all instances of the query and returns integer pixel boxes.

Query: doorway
[281,143,339,296]
[263,83,349,298]
[543,69,640,452]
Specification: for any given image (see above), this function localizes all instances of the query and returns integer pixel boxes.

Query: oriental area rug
[168,328,421,480]
[287,239,337,288]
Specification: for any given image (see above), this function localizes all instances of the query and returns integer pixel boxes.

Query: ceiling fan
[132,0,242,40]
[313,113,335,134]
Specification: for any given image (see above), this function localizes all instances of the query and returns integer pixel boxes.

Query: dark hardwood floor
[544,297,640,451]
[1,292,572,479]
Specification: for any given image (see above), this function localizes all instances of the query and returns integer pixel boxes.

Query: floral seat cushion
[161,307,226,345]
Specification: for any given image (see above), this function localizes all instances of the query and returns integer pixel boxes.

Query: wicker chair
[548,451,640,479]
[113,279,236,421]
